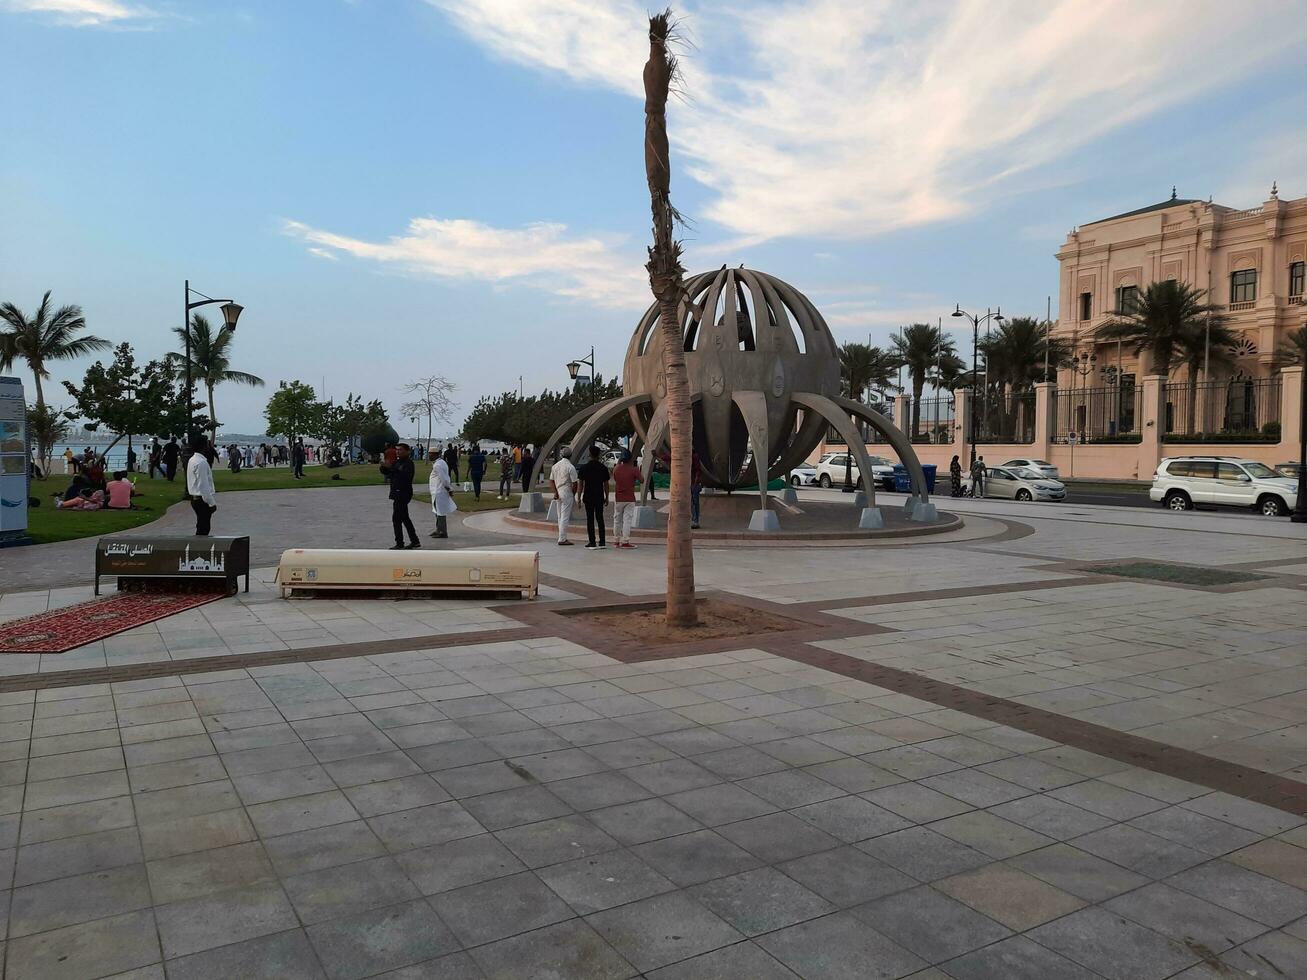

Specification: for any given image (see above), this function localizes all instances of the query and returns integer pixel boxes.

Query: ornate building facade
[1052,186,1307,384]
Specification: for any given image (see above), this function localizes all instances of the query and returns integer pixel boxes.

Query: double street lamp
[1293,324,1307,524]
[566,346,597,405]
[951,305,1004,468]
[183,280,243,446]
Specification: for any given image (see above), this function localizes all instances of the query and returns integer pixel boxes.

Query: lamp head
[220,302,243,329]
[950,305,963,318]
[566,360,581,380]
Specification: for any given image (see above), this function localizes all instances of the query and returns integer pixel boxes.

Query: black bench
[95,536,250,595]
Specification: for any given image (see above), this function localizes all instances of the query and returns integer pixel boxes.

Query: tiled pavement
[0,497,1304,977]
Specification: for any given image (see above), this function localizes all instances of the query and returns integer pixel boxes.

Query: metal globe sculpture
[532,266,936,529]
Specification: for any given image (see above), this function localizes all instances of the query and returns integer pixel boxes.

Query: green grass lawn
[26,461,518,545]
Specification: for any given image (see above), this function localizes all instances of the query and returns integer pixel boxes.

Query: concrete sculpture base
[518,493,546,514]
[748,509,781,532]
[853,490,867,508]
[545,500,559,522]
[858,507,884,529]
[910,500,938,523]
[630,506,658,529]
[780,487,799,506]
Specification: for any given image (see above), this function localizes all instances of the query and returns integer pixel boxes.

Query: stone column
[1033,382,1054,461]
[953,387,971,465]
[894,393,912,444]
[1281,366,1304,458]
[1138,374,1166,479]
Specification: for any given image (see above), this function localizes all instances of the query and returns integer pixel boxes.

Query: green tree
[977,316,1071,439]
[62,343,197,462]
[27,403,76,475]
[0,290,111,409]
[890,323,959,438]
[264,381,324,444]
[1277,325,1307,366]
[838,343,897,402]
[169,313,264,442]
[1174,319,1240,434]
[1096,280,1224,377]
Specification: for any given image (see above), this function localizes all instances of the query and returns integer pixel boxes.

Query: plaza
[0,489,1305,979]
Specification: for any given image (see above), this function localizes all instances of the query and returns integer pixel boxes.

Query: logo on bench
[393,567,423,580]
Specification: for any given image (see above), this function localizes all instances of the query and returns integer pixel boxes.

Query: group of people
[379,443,457,549]
[54,463,141,511]
[948,454,989,498]
[546,445,684,548]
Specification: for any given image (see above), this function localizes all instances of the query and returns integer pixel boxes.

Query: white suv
[1150,456,1299,517]
[813,452,896,490]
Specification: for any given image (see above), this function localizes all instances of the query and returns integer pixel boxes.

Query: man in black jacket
[292,439,306,479]
[384,443,420,550]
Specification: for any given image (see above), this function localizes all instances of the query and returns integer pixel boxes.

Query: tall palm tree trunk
[1186,361,1200,436]
[911,378,923,439]
[644,11,696,628]
[31,368,45,411]
[207,382,218,443]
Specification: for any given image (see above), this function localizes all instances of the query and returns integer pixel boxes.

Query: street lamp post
[1068,350,1096,478]
[951,305,1005,469]
[183,281,243,446]
[1293,339,1307,524]
[566,346,597,406]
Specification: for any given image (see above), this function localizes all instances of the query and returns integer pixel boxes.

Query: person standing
[163,437,180,482]
[446,443,461,484]
[690,451,703,530]
[610,450,641,549]
[548,448,579,546]
[949,455,962,498]
[512,444,523,483]
[382,443,420,550]
[497,448,514,499]
[429,452,457,538]
[467,444,487,500]
[577,445,610,550]
[970,455,987,498]
[520,446,535,494]
[187,436,218,535]
[292,439,306,479]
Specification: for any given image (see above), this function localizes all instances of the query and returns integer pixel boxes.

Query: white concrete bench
[275,548,538,599]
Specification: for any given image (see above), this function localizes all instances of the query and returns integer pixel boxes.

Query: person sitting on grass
[58,488,105,510]
[105,471,138,510]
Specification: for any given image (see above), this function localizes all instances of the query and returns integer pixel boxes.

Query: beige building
[1052,185,1307,384]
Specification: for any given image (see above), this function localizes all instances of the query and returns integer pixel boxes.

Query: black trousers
[191,497,215,536]
[584,499,606,546]
[499,473,512,496]
[165,463,177,482]
[471,474,482,499]
[294,462,304,478]
[392,498,418,545]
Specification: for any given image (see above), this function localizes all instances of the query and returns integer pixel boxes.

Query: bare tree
[400,376,458,447]
[644,10,697,627]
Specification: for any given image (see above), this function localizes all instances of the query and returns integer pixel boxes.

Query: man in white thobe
[548,449,580,546]
[429,455,458,539]
[186,436,218,535]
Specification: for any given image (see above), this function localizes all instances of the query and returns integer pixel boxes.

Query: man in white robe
[429,456,457,538]
[548,448,580,546]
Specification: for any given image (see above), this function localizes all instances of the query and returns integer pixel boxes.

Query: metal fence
[908,396,956,444]
[1051,385,1143,444]
[974,390,1037,444]
[825,400,893,445]
[1163,378,1282,442]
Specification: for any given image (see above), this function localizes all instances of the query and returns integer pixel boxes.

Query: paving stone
[1181,792,1305,836]
[548,772,652,811]
[803,757,904,793]
[370,951,484,979]
[133,779,241,824]
[756,909,926,980]
[856,827,991,882]
[1007,842,1150,902]
[495,814,620,869]
[368,801,484,851]
[780,846,916,907]
[232,764,336,805]
[717,811,840,864]
[862,783,972,823]
[644,940,798,979]
[1104,881,1265,954]
[404,738,500,772]
[284,855,421,924]
[219,742,317,777]
[689,867,834,935]
[587,891,743,973]
[926,811,1053,859]
[633,829,762,886]
[623,758,720,795]
[1072,824,1208,878]
[1226,838,1307,889]
[147,841,276,904]
[470,918,636,980]
[433,760,536,798]
[5,908,160,980]
[342,774,451,817]
[10,862,152,937]
[854,885,1011,963]
[941,934,1102,980]
[1047,779,1169,821]
[737,770,846,809]
[306,898,460,980]
[322,750,424,787]
[13,825,142,886]
[588,798,703,845]
[155,880,300,959]
[695,746,789,779]
[1168,860,1307,926]
[538,848,676,914]
[976,756,1085,792]
[139,807,256,860]
[987,795,1114,841]
[459,784,572,831]
[23,769,129,810]
[935,863,1086,930]
[864,745,964,780]
[1028,906,1200,980]
[395,833,526,894]
[918,769,1031,807]
[1128,806,1261,857]
[264,820,388,877]
[162,927,326,980]
[790,795,912,843]
[1218,930,1307,979]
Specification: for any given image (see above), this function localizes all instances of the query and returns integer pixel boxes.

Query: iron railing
[974,390,1037,444]
[825,401,893,445]
[1051,385,1143,444]
[1163,378,1282,442]
[908,396,956,444]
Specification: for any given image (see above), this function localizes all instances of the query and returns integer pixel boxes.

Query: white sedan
[788,464,818,486]
[813,452,896,490]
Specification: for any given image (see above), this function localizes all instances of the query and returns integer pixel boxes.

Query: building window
[1291,261,1305,297]
[1230,269,1257,304]
[1115,285,1138,314]
[1079,292,1092,321]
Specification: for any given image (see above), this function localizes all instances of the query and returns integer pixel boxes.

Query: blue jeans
[691,485,701,525]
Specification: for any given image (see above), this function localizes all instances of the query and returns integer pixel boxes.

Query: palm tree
[169,313,264,442]
[1096,281,1223,377]
[0,291,109,409]
[1277,325,1307,367]
[890,323,958,438]
[839,343,897,403]
[1175,319,1239,434]
[643,10,696,628]
[978,316,1071,439]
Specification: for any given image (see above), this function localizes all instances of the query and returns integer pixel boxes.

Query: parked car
[1275,461,1304,480]
[1149,456,1299,517]
[813,452,896,489]
[999,457,1059,479]
[965,466,1066,502]
[789,463,818,486]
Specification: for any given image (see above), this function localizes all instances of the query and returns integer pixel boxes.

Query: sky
[2,0,1305,438]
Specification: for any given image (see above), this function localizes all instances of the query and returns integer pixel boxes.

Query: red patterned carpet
[0,591,224,654]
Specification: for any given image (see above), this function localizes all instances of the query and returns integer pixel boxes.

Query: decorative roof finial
[1271,180,1279,199]
[1170,186,1177,200]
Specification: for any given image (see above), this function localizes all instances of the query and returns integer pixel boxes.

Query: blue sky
[2,0,1304,436]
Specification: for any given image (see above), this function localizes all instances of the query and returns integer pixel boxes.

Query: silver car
[1000,457,1059,479]
[967,466,1067,501]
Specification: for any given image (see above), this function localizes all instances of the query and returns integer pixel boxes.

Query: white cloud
[282,216,651,309]
[427,0,1307,242]
[1,0,152,26]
